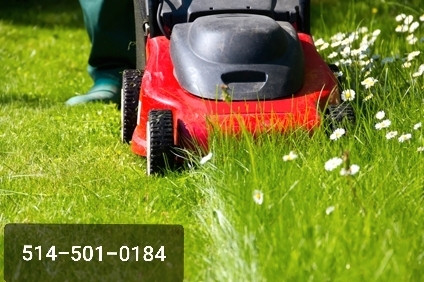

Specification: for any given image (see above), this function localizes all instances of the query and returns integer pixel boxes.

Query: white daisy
[341,46,351,58]
[283,151,298,161]
[398,133,412,142]
[414,122,422,130]
[409,22,420,33]
[324,157,343,171]
[407,51,420,61]
[417,147,424,152]
[359,59,371,67]
[341,89,356,101]
[340,164,360,176]
[339,58,353,66]
[412,70,423,77]
[375,119,391,130]
[404,15,414,25]
[315,38,325,46]
[386,131,398,139]
[332,71,343,78]
[325,206,335,215]
[361,77,378,89]
[358,27,369,33]
[328,52,338,59]
[408,36,418,45]
[350,48,362,57]
[363,70,372,78]
[412,64,424,77]
[395,24,409,33]
[402,61,412,68]
[363,94,374,101]
[396,14,406,22]
[252,190,264,205]
[319,42,330,51]
[330,128,346,140]
[372,29,381,36]
[331,41,342,48]
[375,111,385,120]
[331,32,346,42]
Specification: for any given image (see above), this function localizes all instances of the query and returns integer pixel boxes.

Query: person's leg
[66,0,136,106]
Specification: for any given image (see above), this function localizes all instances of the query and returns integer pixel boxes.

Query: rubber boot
[66,0,136,106]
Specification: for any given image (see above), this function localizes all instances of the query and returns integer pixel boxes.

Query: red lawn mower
[121,0,355,175]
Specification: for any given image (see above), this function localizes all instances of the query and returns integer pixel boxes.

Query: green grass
[1,0,424,281]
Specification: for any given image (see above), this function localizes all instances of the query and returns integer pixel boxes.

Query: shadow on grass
[0,0,83,29]
[0,92,123,110]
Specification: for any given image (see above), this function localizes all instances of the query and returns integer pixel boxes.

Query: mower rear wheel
[146,110,175,175]
[133,0,148,70]
[121,69,142,143]
[325,103,356,134]
[328,63,343,85]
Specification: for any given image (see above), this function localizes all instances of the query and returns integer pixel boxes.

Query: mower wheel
[121,69,142,143]
[133,0,148,70]
[328,63,343,85]
[325,103,356,134]
[146,110,175,175]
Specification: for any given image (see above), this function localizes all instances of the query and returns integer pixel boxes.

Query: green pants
[79,0,136,83]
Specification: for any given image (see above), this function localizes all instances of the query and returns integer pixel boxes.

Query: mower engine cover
[170,14,304,101]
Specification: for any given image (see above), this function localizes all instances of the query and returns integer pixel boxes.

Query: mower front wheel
[146,110,175,175]
[325,103,356,134]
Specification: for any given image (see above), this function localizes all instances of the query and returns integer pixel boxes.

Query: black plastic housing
[157,0,310,34]
[170,14,304,100]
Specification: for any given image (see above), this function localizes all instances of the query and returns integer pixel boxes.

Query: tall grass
[181,1,424,280]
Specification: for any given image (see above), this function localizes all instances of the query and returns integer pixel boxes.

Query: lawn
[1,0,423,281]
